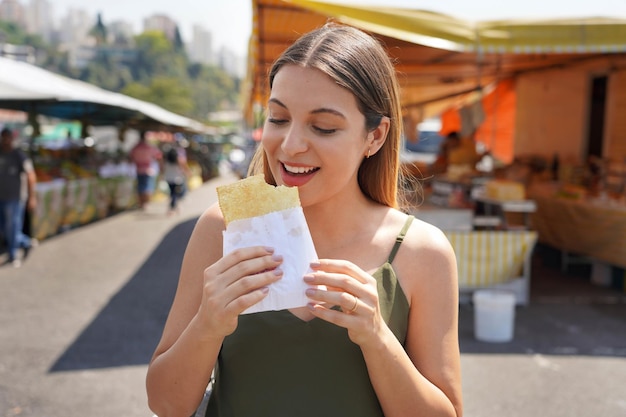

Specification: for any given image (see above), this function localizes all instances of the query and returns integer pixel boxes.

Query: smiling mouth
[282,163,320,175]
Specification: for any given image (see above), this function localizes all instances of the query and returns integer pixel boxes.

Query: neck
[304,190,381,257]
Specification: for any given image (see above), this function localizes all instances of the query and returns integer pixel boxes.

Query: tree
[187,63,238,121]
[133,31,186,81]
[173,26,185,55]
[122,76,194,116]
[81,51,133,91]
[89,13,108,46]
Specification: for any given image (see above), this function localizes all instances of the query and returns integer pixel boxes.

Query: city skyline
[0,0,246,75]
[51,0,252,58]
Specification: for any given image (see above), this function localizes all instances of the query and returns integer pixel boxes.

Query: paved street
[1,171,625,417]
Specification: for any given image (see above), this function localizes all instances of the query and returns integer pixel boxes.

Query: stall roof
[245,0,626,123]
[0,56,210,133]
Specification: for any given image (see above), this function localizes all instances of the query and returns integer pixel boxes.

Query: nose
[281,123,308,156]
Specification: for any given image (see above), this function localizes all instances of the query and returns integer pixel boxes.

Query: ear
[365,116,390,158]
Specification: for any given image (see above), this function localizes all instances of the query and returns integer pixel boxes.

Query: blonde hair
[250,23,407,209]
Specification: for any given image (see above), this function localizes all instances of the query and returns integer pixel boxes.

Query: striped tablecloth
[445,231,538,288]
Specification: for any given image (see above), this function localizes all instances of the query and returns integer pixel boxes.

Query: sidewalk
[1,172,625,417]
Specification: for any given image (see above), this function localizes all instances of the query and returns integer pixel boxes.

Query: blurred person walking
[129,131,162,210]
[163,141,190,216]
[0,127,38,268]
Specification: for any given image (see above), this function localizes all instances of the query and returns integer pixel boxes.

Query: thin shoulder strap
[387,215,414,264]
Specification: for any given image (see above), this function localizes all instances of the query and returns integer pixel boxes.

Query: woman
[146,23,462,417]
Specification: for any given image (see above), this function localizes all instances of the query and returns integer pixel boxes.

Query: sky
[50,0,626,58]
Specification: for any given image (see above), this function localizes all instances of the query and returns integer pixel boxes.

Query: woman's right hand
[198,246,283,338]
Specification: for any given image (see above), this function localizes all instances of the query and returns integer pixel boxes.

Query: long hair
[249,23,404,208]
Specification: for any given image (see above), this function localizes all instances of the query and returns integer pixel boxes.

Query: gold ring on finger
[348,295,358,313]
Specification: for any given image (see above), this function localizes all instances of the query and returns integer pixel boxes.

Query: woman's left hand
[304,259,383,347]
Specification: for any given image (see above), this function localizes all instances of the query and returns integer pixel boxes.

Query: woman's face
[262,65,370,208]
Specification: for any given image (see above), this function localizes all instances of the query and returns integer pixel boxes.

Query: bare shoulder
[184,202,226,268]
[195,202,226,236]
[391,212,458,302]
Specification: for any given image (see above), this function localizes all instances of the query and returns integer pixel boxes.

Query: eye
[313,126,337,135]
[267,117,288,125]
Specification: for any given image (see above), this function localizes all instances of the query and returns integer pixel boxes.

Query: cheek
[260,132,279,156]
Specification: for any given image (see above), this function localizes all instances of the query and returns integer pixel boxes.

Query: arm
[305,220,462,417]
[146,203,284,417]
[23,158,37,211]
[365,223,463,417]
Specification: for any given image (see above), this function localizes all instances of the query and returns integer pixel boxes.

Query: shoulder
[12,149,28,165]
[392,212,458,302]
[193,202,226,243]
[184,202,226,263]
[174,202,227,299]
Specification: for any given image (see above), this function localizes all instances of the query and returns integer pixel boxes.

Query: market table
[445,230,538,305]
[413,205,538,304]
[31,176,137,240]
[529,191,626,269]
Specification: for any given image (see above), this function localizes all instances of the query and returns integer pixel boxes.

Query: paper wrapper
[223,206,318,314]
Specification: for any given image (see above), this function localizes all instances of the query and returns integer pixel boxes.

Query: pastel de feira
[217,175,318,314]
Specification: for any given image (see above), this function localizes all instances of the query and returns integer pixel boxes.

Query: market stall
[31,163,137,241]
[529,183,626,270]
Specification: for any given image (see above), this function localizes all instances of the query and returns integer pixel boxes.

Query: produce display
[30,147,138,240]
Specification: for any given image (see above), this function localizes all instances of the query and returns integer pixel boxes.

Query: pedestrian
[0,127,38,268]
[163,141,190,216]
[129,131,162,209]
[146,23,462,417]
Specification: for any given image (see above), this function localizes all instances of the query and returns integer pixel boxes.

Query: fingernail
[305,288,316,296]
[310,261,321,269]
[272,254,283,262]
[273,268,283,276]
[265,246,274,253]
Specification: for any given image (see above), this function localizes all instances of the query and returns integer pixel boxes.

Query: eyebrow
[268,98,346,119]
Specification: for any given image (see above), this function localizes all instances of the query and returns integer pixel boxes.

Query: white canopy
[0,56,208,133]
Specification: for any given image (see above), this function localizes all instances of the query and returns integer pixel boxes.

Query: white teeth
[284,164,316,174]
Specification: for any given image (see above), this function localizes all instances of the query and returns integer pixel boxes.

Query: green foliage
[122,76,194,115]
[188,63,238,121]
[0,20,45,49]
[80,51,133,91]
[0,19,241,124]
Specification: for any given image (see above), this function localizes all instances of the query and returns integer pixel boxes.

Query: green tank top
[205,216,414,417]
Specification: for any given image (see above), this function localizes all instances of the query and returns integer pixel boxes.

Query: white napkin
[222,207,318,314]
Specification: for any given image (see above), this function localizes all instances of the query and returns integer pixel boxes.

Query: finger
[227,268,284,314]
[304,271,364,296]
[305,286,361,313]
[306,301,364,326]
[226,268,283,300]
[208,268,283,316]
[225,286,270,314]
[309,259,370,284]
[208,248,282,288]
[219,246,277,272]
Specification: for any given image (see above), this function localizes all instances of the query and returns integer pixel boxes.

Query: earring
[366,148,371,159]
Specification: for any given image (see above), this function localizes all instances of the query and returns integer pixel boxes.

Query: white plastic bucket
[473,290,516,342]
